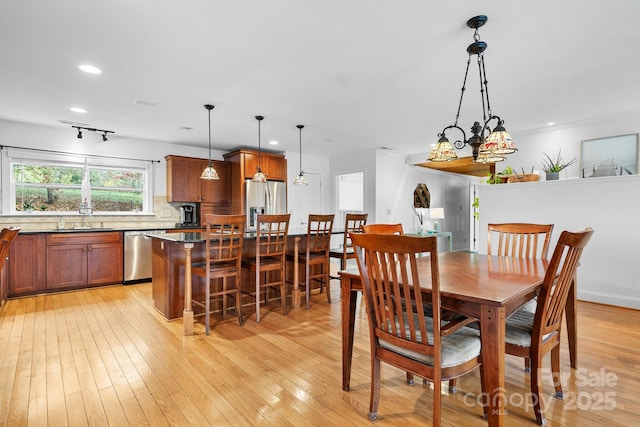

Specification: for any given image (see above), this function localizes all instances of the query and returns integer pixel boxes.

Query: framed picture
[580,133,638,178]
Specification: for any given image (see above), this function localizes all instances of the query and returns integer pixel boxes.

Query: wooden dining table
[340,251,563,427]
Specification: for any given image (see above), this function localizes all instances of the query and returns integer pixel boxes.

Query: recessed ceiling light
[180,126,193,131]
[78,64,102,74]
[69,107,87,113]
[269,140,279,145]
[546,121,556,126]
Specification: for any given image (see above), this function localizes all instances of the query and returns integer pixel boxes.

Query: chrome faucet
[78,198,93,228]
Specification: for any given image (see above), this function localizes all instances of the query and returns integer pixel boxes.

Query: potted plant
[542,150,577,180]
[486,165,515,184]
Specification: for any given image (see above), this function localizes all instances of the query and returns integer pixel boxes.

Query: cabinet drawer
[47,231,123,245]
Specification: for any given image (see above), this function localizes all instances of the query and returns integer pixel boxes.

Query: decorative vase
[546,172,559,181]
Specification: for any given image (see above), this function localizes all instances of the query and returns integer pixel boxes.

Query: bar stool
[191,214,245,334]
[329,213,367,275]
[291,214,334,309]
[243,214,290,323]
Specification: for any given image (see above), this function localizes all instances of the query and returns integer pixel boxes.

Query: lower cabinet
[6,232,123,296]
[8,234,47,295]
[46,232,123,290]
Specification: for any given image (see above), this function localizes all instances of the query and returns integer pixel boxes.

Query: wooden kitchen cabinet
[165,155,231,206]
[225,149,287,182]
[8,233,47,295]
[223,149,287,215]
[46,232,123,290]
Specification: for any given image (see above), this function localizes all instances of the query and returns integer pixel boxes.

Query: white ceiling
[1,1,639,159]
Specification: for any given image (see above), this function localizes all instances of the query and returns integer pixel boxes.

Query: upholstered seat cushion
[505,308,535,347]
[379,317,481,368]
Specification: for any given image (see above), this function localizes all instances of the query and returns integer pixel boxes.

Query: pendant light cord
[298,124,304,174]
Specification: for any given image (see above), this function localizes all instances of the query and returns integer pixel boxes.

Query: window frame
[2,147,154,215]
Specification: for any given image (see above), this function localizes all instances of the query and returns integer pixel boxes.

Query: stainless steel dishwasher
[123,230,166,284]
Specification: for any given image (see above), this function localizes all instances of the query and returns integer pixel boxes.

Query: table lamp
[429,208,444,232]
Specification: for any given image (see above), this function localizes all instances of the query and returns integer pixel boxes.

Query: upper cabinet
[225,150,287,182]
[223,150,287,215]
[165,155,231,205]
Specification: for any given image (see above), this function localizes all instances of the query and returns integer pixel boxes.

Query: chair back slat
[352,233,440,362]
[488,223,553,259]
[306,214,334,254]
[343,213,368,250]
[536,228,594,338]
[203,214,245,268]
[256,214,290,258]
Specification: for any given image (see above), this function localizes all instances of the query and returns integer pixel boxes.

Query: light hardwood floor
[1,282,639,426]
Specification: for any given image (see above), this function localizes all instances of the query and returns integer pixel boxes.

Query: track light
[72,125,114,141]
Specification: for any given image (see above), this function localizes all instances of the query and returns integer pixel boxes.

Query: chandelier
[428,15,517,164]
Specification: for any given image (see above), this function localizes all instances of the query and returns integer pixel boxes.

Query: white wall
[478,176,640,309]
[374,149,475,251]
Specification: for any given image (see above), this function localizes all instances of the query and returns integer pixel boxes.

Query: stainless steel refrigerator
[245,180,287,228]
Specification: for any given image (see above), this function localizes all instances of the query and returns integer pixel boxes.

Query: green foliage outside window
[13,162,145,213]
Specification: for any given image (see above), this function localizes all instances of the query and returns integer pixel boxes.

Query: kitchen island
[149,230,315,327]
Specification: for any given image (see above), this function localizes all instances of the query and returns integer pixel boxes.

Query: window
[3,148,152,214]
[337,171,364,211]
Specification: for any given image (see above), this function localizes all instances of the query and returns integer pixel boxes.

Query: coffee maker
[178,204,198,227]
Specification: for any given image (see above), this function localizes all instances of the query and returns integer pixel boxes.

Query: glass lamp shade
[428,137,458,162]
[200,164,220,180]
[252,168,267,183]
[474,151,505,163]
[293,172,308,186]
[480,127,517,156]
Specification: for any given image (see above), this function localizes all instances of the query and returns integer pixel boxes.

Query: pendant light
[293,124,308,186]
[252,115,267,182]
[200,104,220,180]
[428,15,516,163]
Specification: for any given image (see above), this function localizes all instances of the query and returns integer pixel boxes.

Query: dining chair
[290,214,334,309]
[329,213,368,274]
[350,233,483,425]
[505,227,594,426]
[361,223,403,235]
[488,223,554,260]
[242,213,290,323]
[360,223,474,389]
[487,223,554,371]
[0,227,20,292]
[191,214,245,334]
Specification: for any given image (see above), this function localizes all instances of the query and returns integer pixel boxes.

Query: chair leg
[530,354,547,426]
[448,378,458,393]
[478,365,488,420]
[325,263,331,303]
[368,357,381,421]
[305,261,311,310]
[551,345,563,399]
[256,269,262,323]
[222,277,228,320]
[524,357,531,372]
[235,284,244,326]
[280,271,288,315]
[433,373,442,427]
[405,372,414,385]
[205,277,210,335]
